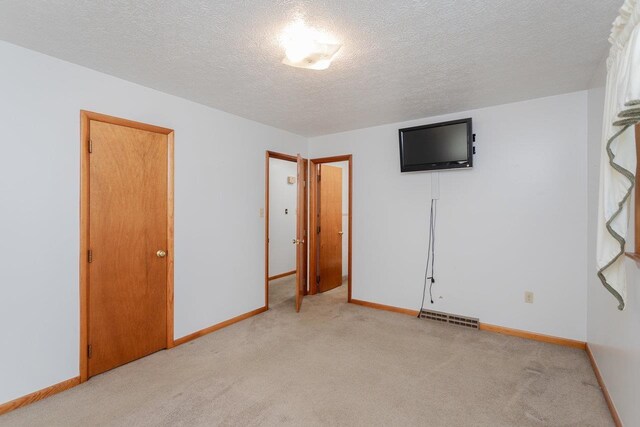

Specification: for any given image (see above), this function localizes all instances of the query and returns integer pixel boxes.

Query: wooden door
[301,159,308,295]
[295,154,307,312]
[88,120,169,377]
[317,164,343,293]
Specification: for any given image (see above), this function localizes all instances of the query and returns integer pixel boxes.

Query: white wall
[268,158,297,276]
[586,64,640,426]
[309,91,589,341]
[3,37,625,414]
[0,41,306,404]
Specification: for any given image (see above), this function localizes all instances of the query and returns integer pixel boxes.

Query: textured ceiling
[0,1,621,136]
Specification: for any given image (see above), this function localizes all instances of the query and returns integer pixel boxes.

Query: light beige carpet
[0,276,613,426]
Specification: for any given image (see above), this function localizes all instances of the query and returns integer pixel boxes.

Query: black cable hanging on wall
[418,198,437,317]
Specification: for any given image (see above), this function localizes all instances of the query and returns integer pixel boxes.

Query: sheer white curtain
[597,0,640,310]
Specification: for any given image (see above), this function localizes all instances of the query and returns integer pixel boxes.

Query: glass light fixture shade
[282,42,342,70]
[279,19,342,70]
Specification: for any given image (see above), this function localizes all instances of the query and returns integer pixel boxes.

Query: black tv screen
[399,118,473,172]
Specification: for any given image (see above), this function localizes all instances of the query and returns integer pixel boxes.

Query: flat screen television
[399,118,473,172]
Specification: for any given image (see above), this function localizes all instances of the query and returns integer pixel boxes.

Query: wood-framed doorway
[79,110,175,382]
[264,151,308,309]
[309,155,353,301]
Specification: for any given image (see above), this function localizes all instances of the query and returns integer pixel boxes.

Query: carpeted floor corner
[0,276,614,426]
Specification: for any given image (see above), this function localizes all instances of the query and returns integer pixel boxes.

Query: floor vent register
[419,309,479,330]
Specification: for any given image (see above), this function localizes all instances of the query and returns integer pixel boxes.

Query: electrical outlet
[524,291,534,304]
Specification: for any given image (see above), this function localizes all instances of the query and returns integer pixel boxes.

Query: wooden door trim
[79,110,175,383]
[308,155,352,301]
[267,151,298,162]
[265,151,305,309]
[295,154,304,312]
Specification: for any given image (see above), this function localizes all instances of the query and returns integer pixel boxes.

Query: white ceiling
[0,1,621,136]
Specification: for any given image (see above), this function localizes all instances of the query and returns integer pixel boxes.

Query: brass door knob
[156,250,167,258]
[338,231,343,236]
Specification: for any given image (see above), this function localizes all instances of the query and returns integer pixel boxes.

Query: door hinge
[88,139,93,153]
[317,226,321,234]
[88,249,93,263]
[317,174,321,182]
[87,344,93,359]
[316,275,320,284]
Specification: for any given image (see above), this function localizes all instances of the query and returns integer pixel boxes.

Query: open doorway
[264,151,308,311]
[309,155,352,302]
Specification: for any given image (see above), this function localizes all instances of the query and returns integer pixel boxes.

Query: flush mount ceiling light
[279,19,342,70]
